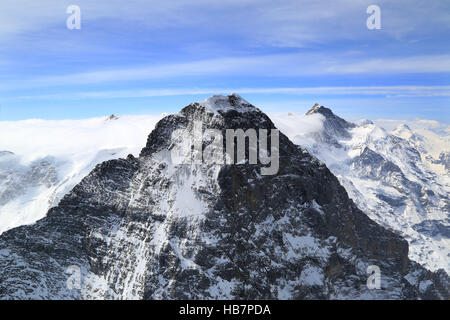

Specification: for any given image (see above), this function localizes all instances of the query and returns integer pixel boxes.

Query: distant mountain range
[275,105,449,273]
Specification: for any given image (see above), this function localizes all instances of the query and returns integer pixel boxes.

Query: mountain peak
[394,123,412,132]
[356,119,374,126]
[140,94,274,157]
[305,103,334,117]
[106,114,119,121]
[392,123,416,140]
[305,104,355,141]
[199,93,255,114]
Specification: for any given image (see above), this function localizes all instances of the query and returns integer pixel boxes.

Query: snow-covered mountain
[274,106,449,273]
[0,115,162,234]
[390,123,450,175]
[0,94,448,299]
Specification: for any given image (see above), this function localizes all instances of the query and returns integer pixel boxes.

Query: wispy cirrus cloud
[6,85,450,101]
[1,0,449,46]
[1,54,450,91]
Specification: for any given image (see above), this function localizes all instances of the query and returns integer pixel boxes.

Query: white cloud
[0,0,449,46]
[373,119,450,133]
[323,55,450,74]
[0,114,162,162]
[270,112,325,144]
[6,85,450,101]
[1,53,450,91]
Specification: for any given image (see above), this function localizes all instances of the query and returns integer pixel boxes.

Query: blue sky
[0,0,449,121]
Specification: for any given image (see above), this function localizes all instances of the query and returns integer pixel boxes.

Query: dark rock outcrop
[305,104,355,147]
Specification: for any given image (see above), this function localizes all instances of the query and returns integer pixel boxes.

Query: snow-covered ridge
[272,106,449,273]
[199,93,256,114]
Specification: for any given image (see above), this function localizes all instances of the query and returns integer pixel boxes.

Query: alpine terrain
[276,105,449,273]
[0,95,448,299]
[0,115,162,234]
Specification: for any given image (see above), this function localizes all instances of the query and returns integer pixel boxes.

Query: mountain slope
[0,95,447,299]
[275,106,449,273]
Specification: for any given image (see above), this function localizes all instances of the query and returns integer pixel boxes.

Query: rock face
[0,95,448,299]
[437,151,450,171]
[305,104,355,146]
